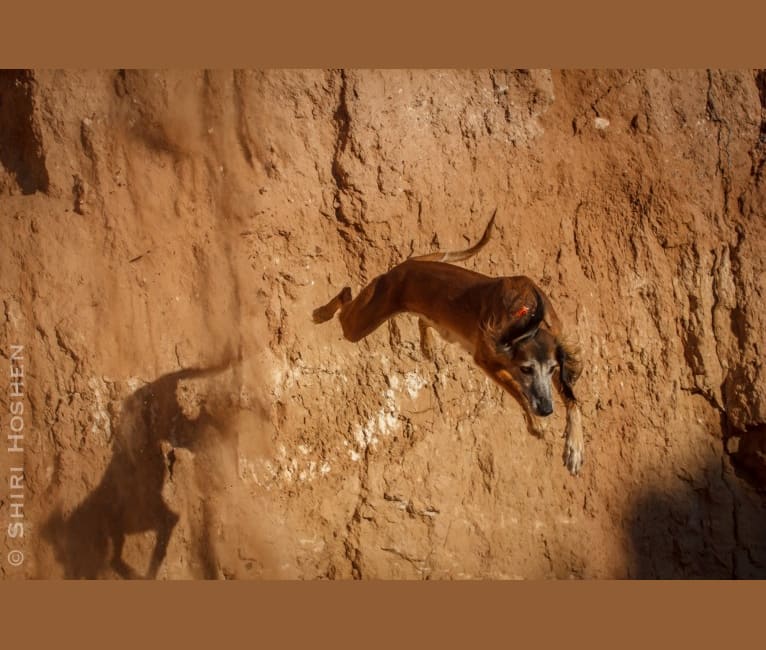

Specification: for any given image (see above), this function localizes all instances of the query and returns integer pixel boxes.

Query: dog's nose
[537,402,553,417]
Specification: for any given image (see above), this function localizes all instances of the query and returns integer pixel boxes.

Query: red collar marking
[514,305,530,319]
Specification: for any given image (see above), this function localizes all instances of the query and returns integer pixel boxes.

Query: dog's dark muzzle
[535,400,553,417]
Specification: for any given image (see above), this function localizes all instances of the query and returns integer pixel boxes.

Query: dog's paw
[312,305,333,324]
[563,436,584,475]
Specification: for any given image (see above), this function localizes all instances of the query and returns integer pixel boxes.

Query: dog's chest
[421,317,476,356]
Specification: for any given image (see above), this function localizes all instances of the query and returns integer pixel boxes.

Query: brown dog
[313,211,584,475]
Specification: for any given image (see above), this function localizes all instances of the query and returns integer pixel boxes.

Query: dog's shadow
[43,364,234,579]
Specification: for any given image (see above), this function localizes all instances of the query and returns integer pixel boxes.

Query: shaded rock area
[1,69,764,579]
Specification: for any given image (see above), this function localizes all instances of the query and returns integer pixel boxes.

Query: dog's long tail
[409,208,497,263]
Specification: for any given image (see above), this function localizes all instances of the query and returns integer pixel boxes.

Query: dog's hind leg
[314,273,403,343]
[312,286,352,324]
[336,274,404,342]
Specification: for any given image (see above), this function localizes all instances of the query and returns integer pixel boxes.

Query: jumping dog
[312,210,584,475]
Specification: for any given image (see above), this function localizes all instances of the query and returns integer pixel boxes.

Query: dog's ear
[555,340,582,402]
[497,288,545,352]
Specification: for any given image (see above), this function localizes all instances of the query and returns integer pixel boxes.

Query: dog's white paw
[563,436,584,475]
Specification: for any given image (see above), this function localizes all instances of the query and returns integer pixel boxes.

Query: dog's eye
[520,366,533,375]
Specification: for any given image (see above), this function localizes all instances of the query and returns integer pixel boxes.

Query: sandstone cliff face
[1,69,764,579]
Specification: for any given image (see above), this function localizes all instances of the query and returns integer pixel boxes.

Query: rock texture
[1,69,764,579]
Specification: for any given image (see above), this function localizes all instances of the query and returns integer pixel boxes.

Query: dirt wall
[1,69,764,579]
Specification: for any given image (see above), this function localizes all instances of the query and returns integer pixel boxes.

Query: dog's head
[493,289,571,417]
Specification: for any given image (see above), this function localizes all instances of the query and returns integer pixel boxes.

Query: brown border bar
[4,581,766,645]
[1,1,765,67]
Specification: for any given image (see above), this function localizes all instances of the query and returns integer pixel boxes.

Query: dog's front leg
[561,398,584,475]
[520,399,546,439]
[494,369,545,438]
[554,341,584,475]
[474,349,546,438]
[418,318,435,361]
